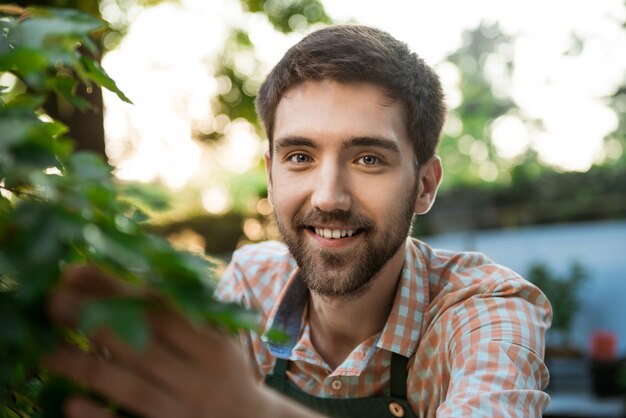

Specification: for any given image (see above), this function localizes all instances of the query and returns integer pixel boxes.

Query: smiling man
[215,25,552,417]
[46,25,552,418]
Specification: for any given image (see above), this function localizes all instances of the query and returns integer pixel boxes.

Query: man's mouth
[305,226,364,239]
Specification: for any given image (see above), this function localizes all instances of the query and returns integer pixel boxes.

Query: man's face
[266,80,421,298]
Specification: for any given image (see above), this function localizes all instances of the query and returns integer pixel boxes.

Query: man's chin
[303,273,373,300]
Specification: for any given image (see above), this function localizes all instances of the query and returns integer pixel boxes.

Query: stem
[6,405,27,418]
[0,5,26,16]
[0,184,42,201]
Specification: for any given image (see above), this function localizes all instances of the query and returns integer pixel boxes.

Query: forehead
[273,80,410,150]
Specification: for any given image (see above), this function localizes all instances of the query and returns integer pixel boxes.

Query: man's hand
[44,265,303,418]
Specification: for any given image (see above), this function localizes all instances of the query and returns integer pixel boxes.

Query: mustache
[293,209,375,231]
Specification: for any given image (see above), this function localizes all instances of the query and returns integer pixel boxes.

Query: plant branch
[0,4,28,19]
[0,184,43,201]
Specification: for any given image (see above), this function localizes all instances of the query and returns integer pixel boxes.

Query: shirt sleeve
[213,242,295,381]
[213,248,265,380]
[436,277,552,417]
[214,250,247,306]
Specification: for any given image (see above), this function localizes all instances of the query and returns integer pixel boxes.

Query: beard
[275,183,418,299]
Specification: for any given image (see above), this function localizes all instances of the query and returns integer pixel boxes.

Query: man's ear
[414,155,443,215]
[264,151,273,204]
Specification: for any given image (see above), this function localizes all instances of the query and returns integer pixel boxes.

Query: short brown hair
[256,25,446,166]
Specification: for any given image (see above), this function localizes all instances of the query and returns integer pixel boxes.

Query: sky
[101,0,626,199]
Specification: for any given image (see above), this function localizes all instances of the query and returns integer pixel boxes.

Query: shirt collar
[263,237,429,359]
[262,268,308,358]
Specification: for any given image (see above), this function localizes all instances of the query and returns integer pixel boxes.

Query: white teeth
[314,228,357,239]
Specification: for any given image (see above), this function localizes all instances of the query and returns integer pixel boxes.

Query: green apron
[264,352,417,418]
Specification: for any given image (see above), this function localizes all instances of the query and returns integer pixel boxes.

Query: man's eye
[289,153,310,163]
[358,155,380,166]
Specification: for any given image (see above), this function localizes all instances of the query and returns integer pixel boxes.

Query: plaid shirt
[216,237,552,417]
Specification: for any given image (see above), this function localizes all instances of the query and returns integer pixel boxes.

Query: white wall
[422,220,626,356]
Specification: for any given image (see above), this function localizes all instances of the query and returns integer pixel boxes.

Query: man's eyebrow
[342,136,402,156]
[273,136,317,153]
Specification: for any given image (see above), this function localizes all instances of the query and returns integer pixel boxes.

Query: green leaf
[79,297,151,351]
[49,74,91,110]
[202,302,259,332]
[126,207,150,223]
[264,327,289,344]
[79,56,132,104]
[2,94,46,112]
[67,152,111,181]
[118,183,171,212]
[8,8,103,50]
[0,48,47,74]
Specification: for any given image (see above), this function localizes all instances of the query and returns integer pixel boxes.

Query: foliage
[414,164,626,236]
[602,1,626,167]
[438,22,543,189]
[241,0,331,33]
[619,362,626,392]
[205,0,330,144]
[605,77,626,167]
[526,261,588,344]
[0,6,255,416]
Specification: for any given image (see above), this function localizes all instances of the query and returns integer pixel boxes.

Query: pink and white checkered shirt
[216,237,552,417]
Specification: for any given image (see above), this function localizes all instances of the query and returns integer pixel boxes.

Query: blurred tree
[181,0,332,252]
[240,0,330,33]
[601,1,626,167]
[439,22,543,189]
[10,0,168,159]
[606,83,626,166]
[203,0,331,143]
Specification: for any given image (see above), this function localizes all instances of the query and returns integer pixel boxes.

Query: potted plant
[526,261,588,392]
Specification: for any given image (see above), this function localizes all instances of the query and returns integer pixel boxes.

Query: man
[47,25,552,417]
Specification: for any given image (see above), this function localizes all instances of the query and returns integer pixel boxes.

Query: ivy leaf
[9,8,103,50]
[3,93,47,111]
[0,48,48,74]
[264,328,289,344]
[49,74,91,111]
[203,302,259,332]
[67,152,111,181]
[118,183,171,213]
[79,56,133,104]
[79,296,151,351]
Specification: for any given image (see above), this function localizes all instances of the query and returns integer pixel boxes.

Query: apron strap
[273,357,289,379]
[273,353,409,398]
[390,352,408,398]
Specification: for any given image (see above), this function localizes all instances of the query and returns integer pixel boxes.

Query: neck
[308,242,406,370]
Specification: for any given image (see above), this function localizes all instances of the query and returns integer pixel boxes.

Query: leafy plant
[0,6,256,416]
[526,261,588,348]
[618,362,626,392]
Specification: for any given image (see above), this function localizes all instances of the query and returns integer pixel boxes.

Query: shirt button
[389,401,405,417]
[330,379,342,391]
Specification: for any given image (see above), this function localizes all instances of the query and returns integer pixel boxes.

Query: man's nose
[310,163,352,213]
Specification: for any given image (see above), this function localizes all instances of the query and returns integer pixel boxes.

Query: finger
[148,310,238,372]
[47,286,83,327]
[47,287,204,397]
[89,326,197,397]
[45,344,178,418]
[47,266,138,327]
[64,396,117,418]
[48,268,230,395]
